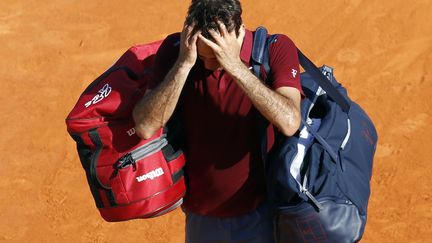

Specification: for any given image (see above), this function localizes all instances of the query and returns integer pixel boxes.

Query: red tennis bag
[65,40,186,222]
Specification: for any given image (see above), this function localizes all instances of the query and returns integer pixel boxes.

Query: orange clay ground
[0,0,431,242]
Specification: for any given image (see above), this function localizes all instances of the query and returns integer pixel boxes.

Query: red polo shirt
[151,29,302,217]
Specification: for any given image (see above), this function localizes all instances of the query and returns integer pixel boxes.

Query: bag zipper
[111,136,168,177]
[131,136,168,161]
[301,166,324,211]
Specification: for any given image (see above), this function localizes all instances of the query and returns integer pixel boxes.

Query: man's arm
[198,23,301,136]
[132,25,200,139]
[227,66,301,136]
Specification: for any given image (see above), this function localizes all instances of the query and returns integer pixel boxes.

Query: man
[133,0,302,242]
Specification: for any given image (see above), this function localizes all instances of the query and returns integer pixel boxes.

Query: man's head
[186,0,243,38]
[186,0,243,70]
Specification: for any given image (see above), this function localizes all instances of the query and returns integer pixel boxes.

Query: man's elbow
[134,123,159,140]
[132,110,159,140]
[279,116,301,137]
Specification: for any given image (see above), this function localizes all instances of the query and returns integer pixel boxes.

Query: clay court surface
[1,0,431,242]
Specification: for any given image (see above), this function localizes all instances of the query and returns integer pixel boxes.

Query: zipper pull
[301,188,324,211]
[111,153,136,179]
[300,171,323,211]
[117,153,135,169]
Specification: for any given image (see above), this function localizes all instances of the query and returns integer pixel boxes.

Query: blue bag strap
[251,27,271,163]
[301,120,339,163]
[252,27,268,64]
[297,50,351,113]
[251,27,278,82]
[251,26,268,81]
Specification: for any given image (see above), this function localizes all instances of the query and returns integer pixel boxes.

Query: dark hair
[185,0,243,38]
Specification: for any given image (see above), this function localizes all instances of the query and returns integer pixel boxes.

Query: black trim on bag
[171,168,184,184]
[87,129,117,207]
[71,134,92,170]
[106,190,117,207]
[161,144,183,162]
[71,133,104,208]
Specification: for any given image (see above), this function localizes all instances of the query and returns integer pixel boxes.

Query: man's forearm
[226,63,301,136]
[133,61,191,139]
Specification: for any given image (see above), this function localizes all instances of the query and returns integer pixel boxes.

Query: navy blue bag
[251,27,378,243]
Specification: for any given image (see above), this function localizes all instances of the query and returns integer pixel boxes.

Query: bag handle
[297,50,350,112]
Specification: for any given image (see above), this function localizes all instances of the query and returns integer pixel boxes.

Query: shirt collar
[240,29,253,64]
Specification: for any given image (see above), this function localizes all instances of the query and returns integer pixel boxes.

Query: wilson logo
[126,128,136,136]
[136,168,164,182]
[84,83,112,108]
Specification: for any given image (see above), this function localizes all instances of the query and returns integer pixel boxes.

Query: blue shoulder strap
[251,26,268,80]
[297,50,350,112]
[251,27,272,163]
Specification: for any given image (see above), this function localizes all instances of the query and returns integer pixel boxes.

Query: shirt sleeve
[268,34,304,97]
[148,33,181,89]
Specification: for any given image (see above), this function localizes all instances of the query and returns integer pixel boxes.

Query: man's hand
[177,23,201,69]
[198,22,246,72]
